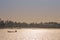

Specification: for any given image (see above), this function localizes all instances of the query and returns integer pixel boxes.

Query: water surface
[0,28,60,40]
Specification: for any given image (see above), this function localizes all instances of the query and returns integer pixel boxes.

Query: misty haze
[0,0,60,40]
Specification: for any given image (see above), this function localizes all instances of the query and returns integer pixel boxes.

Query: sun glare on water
[0,29,60,40]
[17,29,48,40]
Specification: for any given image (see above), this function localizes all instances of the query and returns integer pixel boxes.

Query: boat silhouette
[8,30,17,33]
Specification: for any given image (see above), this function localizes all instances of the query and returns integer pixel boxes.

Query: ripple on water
[0,29,60,40]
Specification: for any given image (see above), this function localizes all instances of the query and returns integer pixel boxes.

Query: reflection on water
[0,28,60,40]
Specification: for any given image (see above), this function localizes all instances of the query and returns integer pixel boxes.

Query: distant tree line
[0,18,60,29]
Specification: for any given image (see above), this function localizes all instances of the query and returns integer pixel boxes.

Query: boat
[8,30,17,33]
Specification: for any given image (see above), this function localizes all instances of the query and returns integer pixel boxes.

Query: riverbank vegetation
[0,18,60,29]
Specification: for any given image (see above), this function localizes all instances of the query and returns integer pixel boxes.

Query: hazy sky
[0,0,60,23]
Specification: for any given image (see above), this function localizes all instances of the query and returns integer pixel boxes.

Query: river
[0,28,60,40]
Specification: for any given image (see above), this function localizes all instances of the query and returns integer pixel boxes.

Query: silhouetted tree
[0,20,5,28]
[0,18,60,29]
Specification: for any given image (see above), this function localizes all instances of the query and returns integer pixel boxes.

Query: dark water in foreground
[0,28,60,40]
